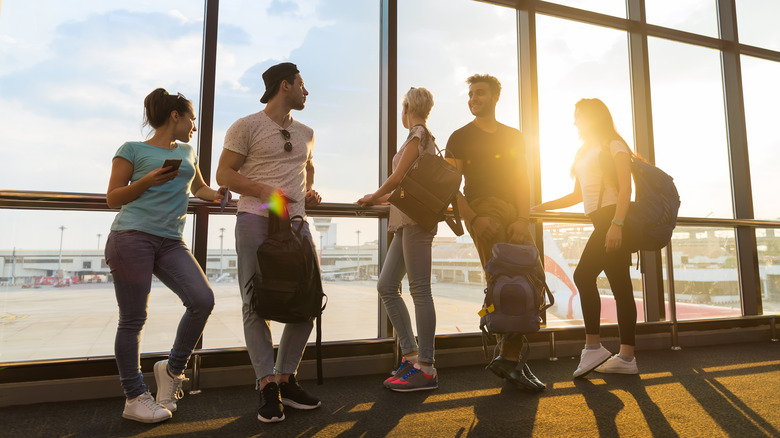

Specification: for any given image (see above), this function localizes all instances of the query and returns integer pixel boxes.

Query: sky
[1,0,779,252]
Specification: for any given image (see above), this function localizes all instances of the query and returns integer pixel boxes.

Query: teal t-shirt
[110,141,198,240]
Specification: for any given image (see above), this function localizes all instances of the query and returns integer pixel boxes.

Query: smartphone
[219,188,231,212]
[161,159,182,173]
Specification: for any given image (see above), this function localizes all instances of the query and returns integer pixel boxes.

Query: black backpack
[387,126,464,235]
[246,213,327,383]
[600,148,681,252]
[479,242,554,358]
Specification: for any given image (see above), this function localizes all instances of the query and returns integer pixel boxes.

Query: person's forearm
[106,179,152,208]
[537,192,581,211]
[217,167,273,201]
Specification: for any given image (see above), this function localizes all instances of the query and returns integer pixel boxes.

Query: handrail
[4,189,780,228]
[0,190,390,218]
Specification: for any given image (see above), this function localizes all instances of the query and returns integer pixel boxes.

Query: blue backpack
[479,242,554,336]
[600,148,681,252]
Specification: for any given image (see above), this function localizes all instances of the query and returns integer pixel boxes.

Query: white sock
[585,343,602,350]
[414,363,435,375]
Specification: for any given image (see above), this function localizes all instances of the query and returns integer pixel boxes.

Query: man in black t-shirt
[446,74,544,392]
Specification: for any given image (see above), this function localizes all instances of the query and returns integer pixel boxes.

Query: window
[741,56,780,220]
[645,0,718,37]
[544,223,644,327]
[396,0,520,335]
[536,15,633,212]
[735,0,780,51]
[662,227,742,320]
[648,38,732,218]
[0,2,205,193]
[756,228,780,316]
[212,0,380,204]
[544,0,625,18]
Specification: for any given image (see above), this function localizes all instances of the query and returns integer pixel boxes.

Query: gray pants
[236,212,314,384]
[377,224,437,364]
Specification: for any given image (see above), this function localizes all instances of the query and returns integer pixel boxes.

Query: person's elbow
[215,166,230,188]
[106,194,122,209]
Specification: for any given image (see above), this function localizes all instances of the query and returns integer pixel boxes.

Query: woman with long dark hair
[106,88,224,422]
[533,98,638,378]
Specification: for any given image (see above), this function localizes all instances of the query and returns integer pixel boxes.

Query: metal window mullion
[378,0,396,339]
[191,0,219,274]
[717,0,761,315]
[627,0,664,322]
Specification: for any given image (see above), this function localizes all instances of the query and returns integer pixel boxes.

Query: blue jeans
[105,230,214,399]
[377,224,437,364]
[236,212,314,384]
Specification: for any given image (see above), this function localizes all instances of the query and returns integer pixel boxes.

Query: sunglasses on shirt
[280,129,292,152]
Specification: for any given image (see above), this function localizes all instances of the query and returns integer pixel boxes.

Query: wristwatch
[611,218,624,227]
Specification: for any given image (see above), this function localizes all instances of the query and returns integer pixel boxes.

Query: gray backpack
[479,242,554,356]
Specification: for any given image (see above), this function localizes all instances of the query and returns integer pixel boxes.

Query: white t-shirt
[574,140,631,215]
[223,111,314,218]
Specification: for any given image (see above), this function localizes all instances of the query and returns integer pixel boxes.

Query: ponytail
[143,88,193,130]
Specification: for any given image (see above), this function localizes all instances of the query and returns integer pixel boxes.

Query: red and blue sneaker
[386,367,438,392]
[383,359,415,388]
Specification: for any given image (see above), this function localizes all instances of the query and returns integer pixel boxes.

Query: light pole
[97,233,102,249]
[219,228,225,277]
[355,230,361,279]
[57,225,66,273]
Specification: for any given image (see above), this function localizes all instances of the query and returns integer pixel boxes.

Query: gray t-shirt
[388,124,438,232]
[223,111,314,218]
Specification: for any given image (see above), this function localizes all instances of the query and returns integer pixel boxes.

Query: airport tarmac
[1,280,576,363]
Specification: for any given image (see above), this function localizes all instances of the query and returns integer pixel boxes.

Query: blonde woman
[358,87,439,391]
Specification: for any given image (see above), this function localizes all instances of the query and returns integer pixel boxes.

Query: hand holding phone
[161,159,182,173]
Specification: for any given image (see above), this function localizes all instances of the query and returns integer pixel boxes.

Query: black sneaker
[257,382,285,423]
[279,375,322,410]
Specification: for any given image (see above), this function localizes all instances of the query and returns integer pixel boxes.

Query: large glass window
[0,1,205,193]
[544,223,644,328]
[202,216,381,347]
[544,0,625,18]
[647,38,732,219]
[735,0,780,52]
[740,56,780,220]
[756,228,780,316]
[536,15,633,213]
[396,0,520,335]
[663,227,742,320]
[212,0,380,204]
[645,0,718,38]
[0,210,197,362]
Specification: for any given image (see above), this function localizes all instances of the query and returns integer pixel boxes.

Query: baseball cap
[260,62,300,104]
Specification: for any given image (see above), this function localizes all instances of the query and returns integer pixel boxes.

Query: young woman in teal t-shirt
[105,88,225,423]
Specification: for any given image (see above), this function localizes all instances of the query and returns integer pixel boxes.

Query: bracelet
[611,218,624,227]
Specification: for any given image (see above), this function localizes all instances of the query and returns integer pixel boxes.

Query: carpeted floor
[2,342,779,437]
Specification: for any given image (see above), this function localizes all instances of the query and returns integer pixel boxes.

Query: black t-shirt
[445,121,527,206]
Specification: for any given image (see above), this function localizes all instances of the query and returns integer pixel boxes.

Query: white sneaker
[594,355,639,374]
[122,391,172,423]
[572,345,612,378]
[154,360,189,412]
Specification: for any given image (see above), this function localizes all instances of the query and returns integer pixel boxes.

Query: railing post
[548,331,558,361]
[189,353,202,395]
[666,243,681,350]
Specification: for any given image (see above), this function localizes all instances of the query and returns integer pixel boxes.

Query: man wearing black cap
[217,62,323,423]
